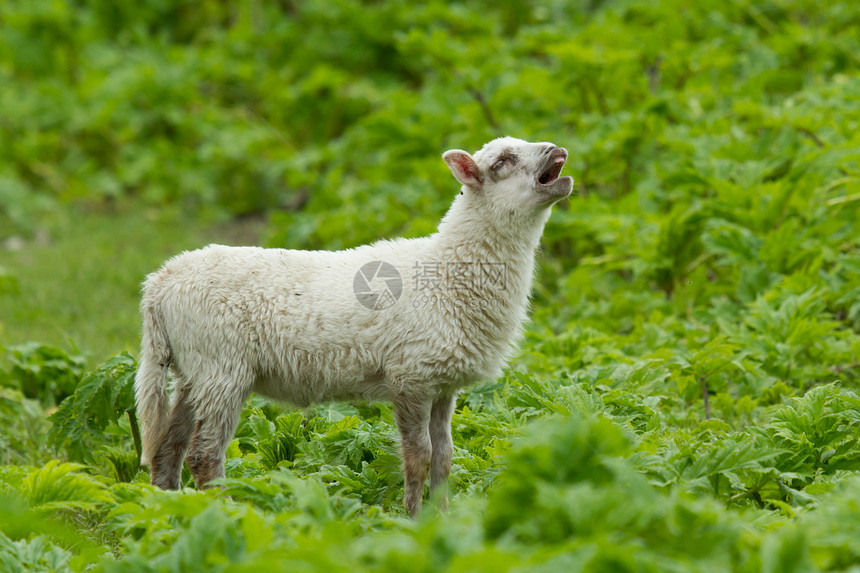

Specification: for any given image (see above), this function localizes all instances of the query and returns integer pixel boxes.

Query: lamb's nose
[540,144,560,156]
[544,145,567,160]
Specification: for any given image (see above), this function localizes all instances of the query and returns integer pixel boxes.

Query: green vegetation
[1,0,859,570]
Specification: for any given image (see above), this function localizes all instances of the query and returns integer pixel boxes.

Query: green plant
[48,353,140,467]
[1,343,85,407]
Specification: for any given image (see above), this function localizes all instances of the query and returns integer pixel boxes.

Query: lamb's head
[442,137,573,216]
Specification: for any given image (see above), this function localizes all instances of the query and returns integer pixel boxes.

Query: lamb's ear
[443,150,483,191]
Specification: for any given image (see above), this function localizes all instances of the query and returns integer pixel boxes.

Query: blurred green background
[1,0,859,365]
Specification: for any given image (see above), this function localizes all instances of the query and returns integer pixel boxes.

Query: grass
[0,204,265,365]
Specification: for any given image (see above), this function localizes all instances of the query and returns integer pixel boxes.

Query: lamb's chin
[537,176,574,203]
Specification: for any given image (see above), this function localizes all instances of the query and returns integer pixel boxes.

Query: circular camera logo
[353,261,402,310]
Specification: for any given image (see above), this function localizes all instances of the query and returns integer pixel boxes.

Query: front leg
[394,393,433,518]
[429,393,456,511]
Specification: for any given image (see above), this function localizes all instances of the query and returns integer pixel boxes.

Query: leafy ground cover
[1,0,860,570]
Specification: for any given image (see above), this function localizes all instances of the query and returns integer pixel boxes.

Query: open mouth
[538,148,568,185]
[535,147,573,203]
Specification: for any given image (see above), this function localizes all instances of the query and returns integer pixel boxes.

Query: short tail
[134,297,172,466]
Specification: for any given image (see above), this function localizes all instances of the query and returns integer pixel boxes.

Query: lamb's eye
[492,158,507,171]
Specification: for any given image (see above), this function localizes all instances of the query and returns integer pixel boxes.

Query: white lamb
[134,136,572,516]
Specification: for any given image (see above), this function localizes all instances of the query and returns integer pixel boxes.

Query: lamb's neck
[435,223,541,269]
[432,194,550,295]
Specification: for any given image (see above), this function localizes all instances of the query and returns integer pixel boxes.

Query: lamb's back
[143,242,435,394]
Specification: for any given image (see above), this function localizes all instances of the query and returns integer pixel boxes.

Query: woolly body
[134,137,573,516]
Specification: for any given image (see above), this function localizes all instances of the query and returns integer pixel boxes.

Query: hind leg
[185,372,250,489]
[149,384,195,490]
